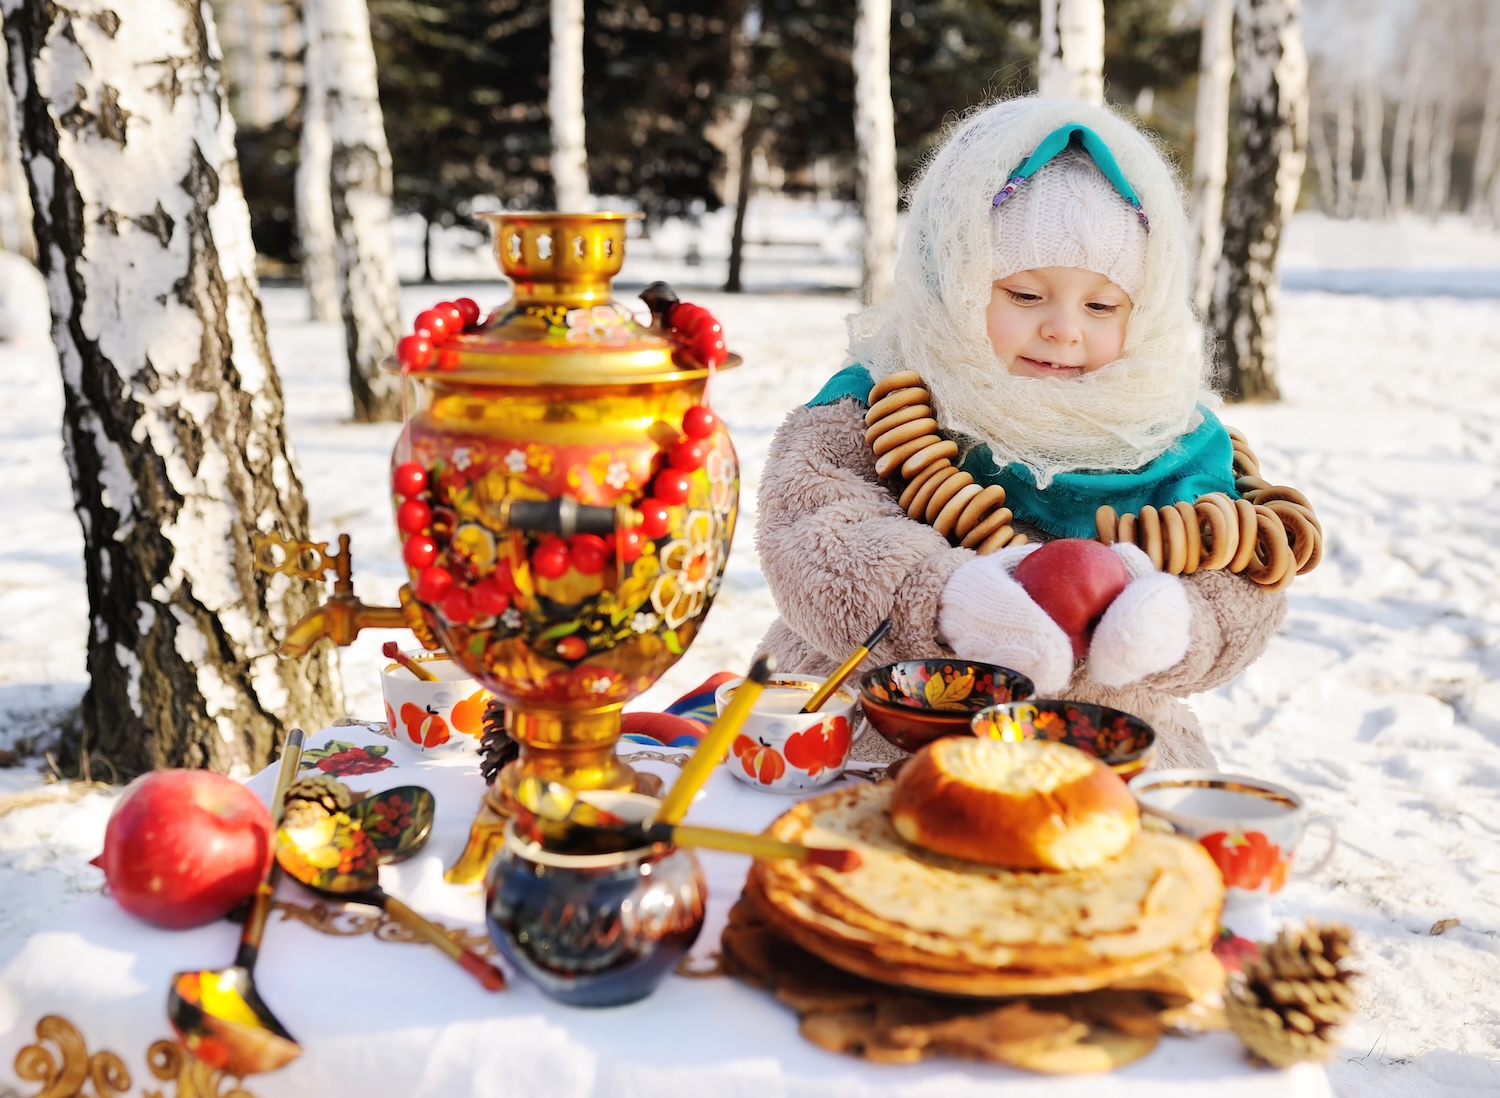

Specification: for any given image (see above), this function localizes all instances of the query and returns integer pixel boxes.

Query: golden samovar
[257,212,739,883]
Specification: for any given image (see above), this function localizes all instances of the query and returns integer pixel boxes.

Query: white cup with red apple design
[1128,769,1338,909]
[381,650,492,758]
[713,674,861,793]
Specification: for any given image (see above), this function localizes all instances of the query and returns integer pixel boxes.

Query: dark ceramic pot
[484,791,705,1007]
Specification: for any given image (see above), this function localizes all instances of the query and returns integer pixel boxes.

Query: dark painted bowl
[858,660,1035,755]
[484,791,705,1007]
[970,699,1157,780]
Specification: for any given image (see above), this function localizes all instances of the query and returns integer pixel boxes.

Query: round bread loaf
[889,737,1139,870]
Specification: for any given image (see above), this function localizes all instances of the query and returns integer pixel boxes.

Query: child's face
[986,267,1132,379]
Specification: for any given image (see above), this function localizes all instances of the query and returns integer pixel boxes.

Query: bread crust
[889,739,1139,871]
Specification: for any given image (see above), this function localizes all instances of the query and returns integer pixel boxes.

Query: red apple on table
[97,769,273,930]
[1012,538,1132,659]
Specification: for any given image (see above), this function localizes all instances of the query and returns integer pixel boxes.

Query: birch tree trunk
[1306,100,1335,214]
[1039,0,1105,105]
[1426,83,1456,216]
[296,0,338,322]
[1469,60,1500,218]
[1355,64,1386,219]
[1,0,342,776]
[1410,98,1432,215]
[0,28,35,257]
[314,0,401,422]
[853,0,896,305]
[725,1,756,294]
[549,0,589,212]
[1191,0,1234,316]
[1210,0,1307,403]
[1333,77,1354,218]
[1389,7,1432,215]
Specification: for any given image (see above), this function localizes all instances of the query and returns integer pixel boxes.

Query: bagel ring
[865,387,928,425]
[908,464,961,520]
[863,403,932,444]
[900,438,960,480]
[961,506,1015,549]
[1117,512,1137,549]
[1247,508,1294,589]
[1253,484,1315,512]
[924,470,975,522]
[874,433,941,478]
[871,417,938,457]
[933,483,983,538]
[956,485,1008,535]
[976,525,1019,554]
[868,370,924,402]
[1195,496,1235,571]
[1095,504,1118,545]
[1229,498,1259,573]
[898,459,952,512]
[1159,502,1187,575]
[1265,500,1322,573]
[1173,500,1201,574]
[1136,505,1164,571]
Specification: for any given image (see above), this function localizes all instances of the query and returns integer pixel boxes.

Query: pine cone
[282,774,354,828]
[478,697,518,785]
[1226,921,1359,1068]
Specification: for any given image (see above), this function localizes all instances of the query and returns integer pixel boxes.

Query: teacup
[1128,769,1337,907]
[380,650,492,757]
[713,674,861,793]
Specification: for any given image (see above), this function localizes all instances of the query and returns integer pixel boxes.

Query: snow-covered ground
[2,210,1500,1096]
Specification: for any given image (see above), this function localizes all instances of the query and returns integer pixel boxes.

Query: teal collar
[808,365,1237,539]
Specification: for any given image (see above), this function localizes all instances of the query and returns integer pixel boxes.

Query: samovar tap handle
[638,281,679,330]
[503,497,619,538]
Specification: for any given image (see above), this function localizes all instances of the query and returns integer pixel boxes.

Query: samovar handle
[504,497,619,538]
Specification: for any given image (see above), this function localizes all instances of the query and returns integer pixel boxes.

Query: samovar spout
[279,596,409,657]
[254,532,425,656]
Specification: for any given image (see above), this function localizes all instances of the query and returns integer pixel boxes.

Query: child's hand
[1086,543,1193,687]
[937,545,1075,694]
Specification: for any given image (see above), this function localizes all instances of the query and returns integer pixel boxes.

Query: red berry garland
[397,299,485,372]
[394,296,728,636]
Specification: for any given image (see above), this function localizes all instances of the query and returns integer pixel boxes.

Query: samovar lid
[396,212,736,386]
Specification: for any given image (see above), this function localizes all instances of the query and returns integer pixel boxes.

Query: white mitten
[1086,542,1193,687]
[937,545,1075,694]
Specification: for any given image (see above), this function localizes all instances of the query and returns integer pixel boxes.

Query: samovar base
[444,758,666,885]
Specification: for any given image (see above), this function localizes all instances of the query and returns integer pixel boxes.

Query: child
[754,96,1291,770]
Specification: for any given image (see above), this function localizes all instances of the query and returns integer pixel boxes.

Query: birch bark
[1191,0,1234,316]
[1355,64,1386,219]
[1038,0,1104,105]
[314,0,401,422]
[1469,60,1500,219]
[1,28,35,257]
[1333,77,1354,218]
[1,0,342,775]
[853,0,896,305]
[1210,0,1307,402]
[1388,5,1432,215]
[296,0,338,322]
[549,0,589,212]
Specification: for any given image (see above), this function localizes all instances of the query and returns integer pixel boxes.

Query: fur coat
[752,397,1287,769]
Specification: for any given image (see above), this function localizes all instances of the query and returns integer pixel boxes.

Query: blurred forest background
[202,0,1499,277]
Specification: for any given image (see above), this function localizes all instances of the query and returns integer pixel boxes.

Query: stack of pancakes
[747,783,1224,997]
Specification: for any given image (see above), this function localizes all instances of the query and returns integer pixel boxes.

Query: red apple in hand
[98,770,273,929]
[1012,538,1131,659]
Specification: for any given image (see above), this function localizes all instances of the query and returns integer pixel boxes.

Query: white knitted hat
[991,148,1148,300]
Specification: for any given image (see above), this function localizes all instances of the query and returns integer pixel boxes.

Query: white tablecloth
[0,724,1332,1098]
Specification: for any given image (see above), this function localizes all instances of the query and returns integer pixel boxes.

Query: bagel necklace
[864,371,1323,591]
